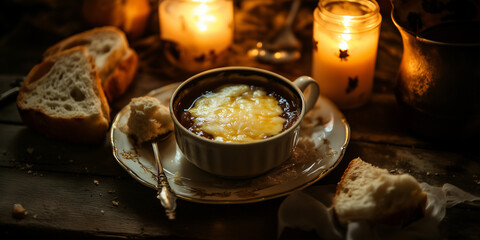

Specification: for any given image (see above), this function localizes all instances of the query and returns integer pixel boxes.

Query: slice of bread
[43,26,138,102]
[333,157,427,226]
[17,46,110,144]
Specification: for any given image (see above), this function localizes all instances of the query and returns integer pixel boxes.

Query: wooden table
[1,3,479,240]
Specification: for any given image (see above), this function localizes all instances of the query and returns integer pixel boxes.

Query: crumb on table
[12,203,27,219]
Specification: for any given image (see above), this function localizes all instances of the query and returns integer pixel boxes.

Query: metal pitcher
[391,0,480,140]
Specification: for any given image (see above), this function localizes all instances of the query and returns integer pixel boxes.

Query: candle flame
[193,2,216,32]
[195,3,208,14]
[341,34,351,41]
[342,16,353,29]
[339,41,348,51]
[338,16,353,51]
[339,33,351,50]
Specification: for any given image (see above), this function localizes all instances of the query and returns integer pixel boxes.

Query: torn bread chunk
[125,96,173,144]
[333,157,427,226]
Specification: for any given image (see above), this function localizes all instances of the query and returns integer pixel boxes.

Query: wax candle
[159,0,234,72]
[312,0,381,109]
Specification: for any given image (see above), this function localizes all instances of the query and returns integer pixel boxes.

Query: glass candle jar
[312,0,381,109]
[158,0,234,73]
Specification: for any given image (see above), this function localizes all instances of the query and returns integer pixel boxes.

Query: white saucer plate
[110,83,350,204]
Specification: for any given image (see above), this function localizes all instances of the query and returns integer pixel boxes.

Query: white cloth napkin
[278,183,480,240]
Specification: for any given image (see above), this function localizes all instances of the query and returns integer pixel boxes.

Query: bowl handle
[293,76,320,114]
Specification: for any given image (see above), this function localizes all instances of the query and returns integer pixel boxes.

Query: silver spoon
[248,0,302,63]
[151,131,177,220]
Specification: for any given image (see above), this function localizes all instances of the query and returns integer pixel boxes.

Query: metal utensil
[0,77,24,103]
[0,87,20,102]
[248,0,302,63]
[151,131,177,220]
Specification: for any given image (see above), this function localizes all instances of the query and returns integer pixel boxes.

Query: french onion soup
[173,77,301,143]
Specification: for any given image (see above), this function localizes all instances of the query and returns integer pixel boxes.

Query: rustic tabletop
[1,1,479,239]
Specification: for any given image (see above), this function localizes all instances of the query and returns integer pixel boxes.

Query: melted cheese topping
[187,84,285,143]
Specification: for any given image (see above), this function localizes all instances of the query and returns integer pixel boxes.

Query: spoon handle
[152,141,177,220]
[285,0,301,28]
[0,87,19,103]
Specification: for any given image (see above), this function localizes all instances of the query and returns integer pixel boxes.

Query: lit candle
[159,0,234,72]
[312,0,381,109]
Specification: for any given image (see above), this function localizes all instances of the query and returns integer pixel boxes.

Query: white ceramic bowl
[170,67,319,178]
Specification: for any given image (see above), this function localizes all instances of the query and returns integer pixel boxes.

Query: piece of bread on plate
[123,96,173,144]
[43,26,138,102]
[17,46,110,144]
[333,157,427,226]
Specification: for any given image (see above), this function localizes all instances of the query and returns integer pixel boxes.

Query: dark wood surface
[1,2,479,240]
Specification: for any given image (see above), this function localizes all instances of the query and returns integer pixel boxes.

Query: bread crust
[18,107,109,144]
[334,157,362,200]
[17,47,110,144]
[103,49,138,102]
[333,158,427,226]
